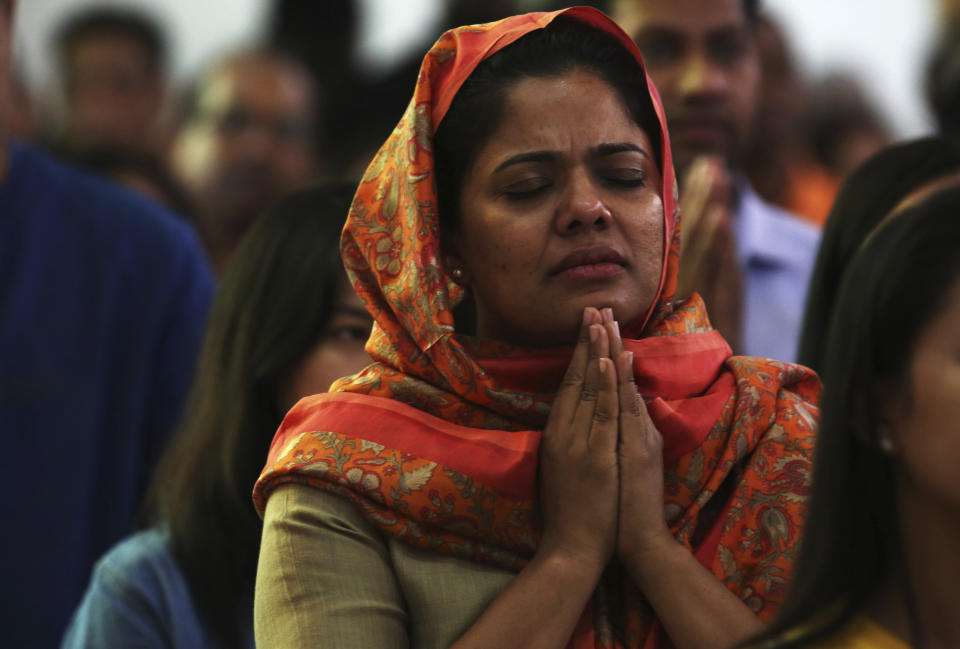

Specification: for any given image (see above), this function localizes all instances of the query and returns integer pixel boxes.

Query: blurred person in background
[62,183,373,649]
[609,0,820,362]
[62,146,197,221]
[0,1,214,647]
[798,137,960,375]
[742,13,838,227]
[170,49,318,273]
[741,185,960,649]
[51,6,169,156]
[806,72,890,183]
[926,20,960,141]
[1,68,38,141]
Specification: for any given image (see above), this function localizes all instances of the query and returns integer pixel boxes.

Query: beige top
[255,484,516,649]
[803,617,911,649]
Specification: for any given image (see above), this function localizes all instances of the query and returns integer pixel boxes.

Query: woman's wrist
[619,528,681,585]
[534,539,609,585]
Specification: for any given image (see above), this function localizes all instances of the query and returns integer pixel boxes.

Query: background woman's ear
[871,378,908,455]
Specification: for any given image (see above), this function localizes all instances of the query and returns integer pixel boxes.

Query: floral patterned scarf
[254,7,820,648]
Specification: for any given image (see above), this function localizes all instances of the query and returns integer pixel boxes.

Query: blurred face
[64,34,163,150]
[887,274,960,513]
[611,0,759,171]
[452,69,664,347]
[173,57,315,236]
[278,278,374,412]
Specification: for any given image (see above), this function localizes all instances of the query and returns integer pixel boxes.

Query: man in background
[52,6,169,155]
[0,2,214,646]
[610,0,820,362]
[170,50,318,273]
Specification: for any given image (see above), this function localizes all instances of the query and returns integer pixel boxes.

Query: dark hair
[925,22,960,139]
[60,146,196,222]
[433,15,661,236]
[797,136,960,372]
[804,73,889,175]
[55,7,166,86]
[744,186,960,649]
[141,182,356,648]
[590,1,759,23]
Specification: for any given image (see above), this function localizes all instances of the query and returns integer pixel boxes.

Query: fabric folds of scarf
[254,7,820,649]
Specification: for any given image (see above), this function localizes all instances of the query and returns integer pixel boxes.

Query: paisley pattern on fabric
[254,7,821,649]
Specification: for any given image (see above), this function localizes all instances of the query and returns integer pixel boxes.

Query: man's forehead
[611,0,748,38]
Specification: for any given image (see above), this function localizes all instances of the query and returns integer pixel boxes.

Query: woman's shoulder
[85,529,179,590]
[61,529,224,649]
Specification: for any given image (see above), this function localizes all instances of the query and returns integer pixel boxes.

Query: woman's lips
[550,246,628,281]
[554,262,626,281]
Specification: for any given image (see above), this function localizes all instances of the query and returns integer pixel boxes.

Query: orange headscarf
[255,8,819,648]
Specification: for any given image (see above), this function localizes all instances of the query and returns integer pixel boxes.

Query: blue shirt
[61,530,254,649]
[735,182,820,363]
[0,144,214,648]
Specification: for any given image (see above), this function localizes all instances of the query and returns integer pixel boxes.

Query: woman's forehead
[475,71,656,164]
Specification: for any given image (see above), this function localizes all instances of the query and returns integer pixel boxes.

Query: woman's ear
[444,254,470,286]
[874,378,908,455]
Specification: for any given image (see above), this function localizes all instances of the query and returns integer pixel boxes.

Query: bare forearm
[623,538,763,649]
[450,550,600,649]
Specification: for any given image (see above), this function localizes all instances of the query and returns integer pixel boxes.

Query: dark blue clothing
[61,530,255,649]
[0,144,214,648]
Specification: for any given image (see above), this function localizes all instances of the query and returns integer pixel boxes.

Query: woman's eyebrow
[493,150,560,173]
[493,143,648,173]
[592,142,649,158]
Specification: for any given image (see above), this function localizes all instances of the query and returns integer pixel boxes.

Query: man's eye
[709,36,747,65]
[639,37,682,65]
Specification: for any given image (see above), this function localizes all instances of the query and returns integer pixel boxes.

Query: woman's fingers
[601,309,624,360]
[554,307,599,425]
[617,350,643,420]
[588,357,619,455]
[570,322,609,446]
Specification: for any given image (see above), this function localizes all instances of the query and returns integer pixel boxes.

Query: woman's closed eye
[599,168,646,189]
[502,176,552,200]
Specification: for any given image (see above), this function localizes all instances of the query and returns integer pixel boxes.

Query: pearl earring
[451,268,464,281]
[878,425,896,454]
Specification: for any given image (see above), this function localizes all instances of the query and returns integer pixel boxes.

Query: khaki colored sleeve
[255,483,409,649]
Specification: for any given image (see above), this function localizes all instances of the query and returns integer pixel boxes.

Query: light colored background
[12,0,941,137]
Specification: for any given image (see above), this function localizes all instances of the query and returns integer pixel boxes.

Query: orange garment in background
[254,7,820,649]
[785,159,841,227]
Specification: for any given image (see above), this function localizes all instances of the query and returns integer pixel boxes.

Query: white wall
[12,0,940,137]
[764,0,939,138]
[13,0,268,95]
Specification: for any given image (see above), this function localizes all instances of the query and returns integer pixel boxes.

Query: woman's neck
[869,484,960,648]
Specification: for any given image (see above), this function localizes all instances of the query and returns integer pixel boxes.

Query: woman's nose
[554,174,613,235]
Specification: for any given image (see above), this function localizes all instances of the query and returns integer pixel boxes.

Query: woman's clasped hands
[539,306,672,576]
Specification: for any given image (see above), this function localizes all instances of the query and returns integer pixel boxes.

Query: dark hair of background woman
[797,136,960,373]
[744,186,960,649]
[141,181,357,648]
